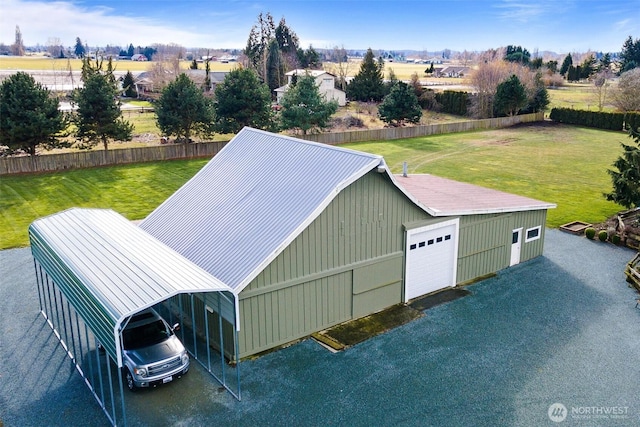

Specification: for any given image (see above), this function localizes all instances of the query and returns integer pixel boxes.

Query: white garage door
[405,219,459,302]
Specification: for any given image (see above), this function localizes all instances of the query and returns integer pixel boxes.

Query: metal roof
[140,127,384,293]
[393,174,556,216]
[29,208,233,366]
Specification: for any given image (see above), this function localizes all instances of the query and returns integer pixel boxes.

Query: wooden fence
[299,112,545,144]
[0,112,544,175]
[0,141,228,175]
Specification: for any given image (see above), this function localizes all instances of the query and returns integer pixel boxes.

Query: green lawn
[547,82,617,112]
[344,122,624,229]
[0,159,209,249]
[0,122,626,250]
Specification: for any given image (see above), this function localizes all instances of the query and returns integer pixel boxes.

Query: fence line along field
[0,122,625,250]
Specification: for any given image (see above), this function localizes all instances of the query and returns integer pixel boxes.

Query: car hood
[124,336,184,366]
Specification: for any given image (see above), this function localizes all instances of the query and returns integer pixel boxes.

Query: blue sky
[1,0,638,53]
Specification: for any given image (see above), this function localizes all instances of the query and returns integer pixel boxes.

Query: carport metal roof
[29,208,234,367]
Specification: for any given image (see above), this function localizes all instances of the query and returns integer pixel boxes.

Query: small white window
[525,226,541,242]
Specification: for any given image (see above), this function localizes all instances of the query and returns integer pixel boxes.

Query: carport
[28,208,240,426]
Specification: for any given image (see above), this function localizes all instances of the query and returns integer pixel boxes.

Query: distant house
[437,66,471,78]
[275,69,346,106]
[133,70,229,96]
[131,54,147,61]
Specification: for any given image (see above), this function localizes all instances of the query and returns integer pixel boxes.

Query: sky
[1,0,638,54]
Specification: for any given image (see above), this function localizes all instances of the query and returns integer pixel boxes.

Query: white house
[275,69,346,106]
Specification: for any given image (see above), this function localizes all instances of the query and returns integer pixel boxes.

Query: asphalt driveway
[1,230,639,426]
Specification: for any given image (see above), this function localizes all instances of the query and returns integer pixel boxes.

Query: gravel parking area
[1,229,639,426]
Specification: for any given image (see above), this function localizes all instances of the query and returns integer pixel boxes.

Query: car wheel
[124,369,137,392]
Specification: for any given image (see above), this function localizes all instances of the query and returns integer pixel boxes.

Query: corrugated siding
[238,171,430,357]
[456,210,548,284]
[457,214,511,283]
[239,272,352,355]
[512,210,548,262]
[29,208,233,364]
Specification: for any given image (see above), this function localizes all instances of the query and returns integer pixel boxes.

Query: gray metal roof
[140,127,384,293]
[29,208,232,366]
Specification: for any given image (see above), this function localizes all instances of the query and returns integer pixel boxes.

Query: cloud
[0,0,212,47]
[494,0,567,23]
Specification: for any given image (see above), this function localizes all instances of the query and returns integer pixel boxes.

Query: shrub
[585,227,596,239]
[611,234,621,245]
[343,115,365,128]
[598,230,608,241]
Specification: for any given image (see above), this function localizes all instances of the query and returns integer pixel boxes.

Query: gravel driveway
[1,229,638,426]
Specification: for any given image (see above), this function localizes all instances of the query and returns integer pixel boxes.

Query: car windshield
[123,319,172,350]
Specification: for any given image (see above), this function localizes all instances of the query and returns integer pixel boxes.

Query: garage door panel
[405,220,459,301]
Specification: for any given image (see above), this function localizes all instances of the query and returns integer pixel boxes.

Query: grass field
[345,122,623,229]
[0,56,240,73]
[0,122,625,250]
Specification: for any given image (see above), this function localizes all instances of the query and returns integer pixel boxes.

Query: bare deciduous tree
[592,69,613,111]
[326,45,351,91]
[611,68,640,112]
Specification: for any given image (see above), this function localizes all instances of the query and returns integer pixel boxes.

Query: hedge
[435,90,469,116]
[549,108,626,131]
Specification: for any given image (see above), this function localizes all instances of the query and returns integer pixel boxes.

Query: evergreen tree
[280,74,338,134]
[560,53,573,76]
[72,72,133,150]
[74,37,86,58]
[605,127,640,209]
[275,17,300,70]
[190,59,198,70]
[619,36,640,73]
[156,73,214,142]
[298,45,321,69]
[580,54,597,79]
[266,39,286,91]
[493,74,527,117]
[346,48,385,102]
[244,12,276,82]
[214,68,273,134]
[0,72,68,155]
[127,43,135,57]
[384,68,399,96]
[504,45,530,64]
[378,82,422,126]
[599,53,612,72]
[521,73,550,114]
[122,70,137,98]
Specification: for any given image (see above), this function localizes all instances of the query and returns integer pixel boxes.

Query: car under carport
[29,208,240,426]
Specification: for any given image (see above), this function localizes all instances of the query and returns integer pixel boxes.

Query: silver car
[121,308,189,391]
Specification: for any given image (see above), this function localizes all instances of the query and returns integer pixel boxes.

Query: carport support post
[117,365,127,426]
[34,260,44,312]
[204,301,212,372]
[218,294,225,383]
[191,294,197,359]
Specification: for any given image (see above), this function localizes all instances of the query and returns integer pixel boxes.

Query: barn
[139,127,555,358]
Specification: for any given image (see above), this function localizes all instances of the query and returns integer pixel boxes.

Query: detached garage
[395,174,556,300]
[139,128,555,359]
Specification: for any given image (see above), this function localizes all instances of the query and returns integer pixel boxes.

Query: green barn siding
[456,210,548,284]
[457,214,511,283]
[238,272,352,357]
[353,254,404,318]
[511,210,548,262]
[238,171,429,357]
